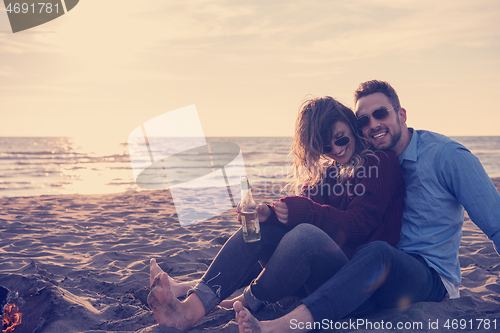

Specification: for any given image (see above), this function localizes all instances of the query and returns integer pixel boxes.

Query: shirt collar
[398,128,418,164]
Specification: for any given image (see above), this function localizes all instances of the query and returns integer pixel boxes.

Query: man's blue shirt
[397,129,500,297]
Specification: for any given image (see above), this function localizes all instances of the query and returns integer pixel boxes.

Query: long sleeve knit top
[267,150,405,259]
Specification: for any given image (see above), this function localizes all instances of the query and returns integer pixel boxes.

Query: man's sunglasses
[322,136,350,154]
[356,105,398,130]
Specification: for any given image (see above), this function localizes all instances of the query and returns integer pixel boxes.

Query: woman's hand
[237,202,272,224]
[273,201,289,224]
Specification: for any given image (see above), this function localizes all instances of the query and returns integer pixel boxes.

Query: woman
[147,97,405,331]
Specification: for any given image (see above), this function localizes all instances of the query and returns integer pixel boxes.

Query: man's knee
[354,241,395,260]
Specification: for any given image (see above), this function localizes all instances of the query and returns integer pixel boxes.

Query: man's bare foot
[150,258,198,298]
[235,301,262,333]
[220,293,247,310]
[148,272,205,331]
[235,301,313,333]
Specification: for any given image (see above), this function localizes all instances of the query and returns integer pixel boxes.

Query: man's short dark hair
[354,80,401,109]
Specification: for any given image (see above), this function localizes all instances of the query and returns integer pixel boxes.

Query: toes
[234,300,242,311]
[235,301,260,333]
[234,301,249,324]
[234,301,245,315]
[150,259,164,286]
[150,258,162,272]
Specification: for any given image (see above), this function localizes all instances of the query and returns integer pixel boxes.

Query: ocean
[1,136,499,198]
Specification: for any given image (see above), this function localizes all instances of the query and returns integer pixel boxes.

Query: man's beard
[385,126,402,151]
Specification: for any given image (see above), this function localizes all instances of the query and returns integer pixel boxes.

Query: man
[235,80,500,333]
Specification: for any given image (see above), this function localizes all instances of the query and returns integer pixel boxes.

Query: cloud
[1,0,499,136]
[126,0,499,70]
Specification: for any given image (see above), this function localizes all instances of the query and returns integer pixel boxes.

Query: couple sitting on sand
[147,80,500,333]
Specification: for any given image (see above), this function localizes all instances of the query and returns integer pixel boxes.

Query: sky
[1,0,499,149]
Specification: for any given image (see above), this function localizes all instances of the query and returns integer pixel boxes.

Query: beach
[0,179,499,332]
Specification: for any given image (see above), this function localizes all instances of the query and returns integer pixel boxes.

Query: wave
[1,136,498,197]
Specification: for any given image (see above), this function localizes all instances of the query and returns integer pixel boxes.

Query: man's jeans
[301,240,447,323]
[190,223,349,313]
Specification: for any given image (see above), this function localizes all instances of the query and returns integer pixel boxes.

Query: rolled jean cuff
[243,285,264,312]
[188,282,220,313]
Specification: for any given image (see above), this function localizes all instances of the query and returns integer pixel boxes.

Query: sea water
[0,136,499,198]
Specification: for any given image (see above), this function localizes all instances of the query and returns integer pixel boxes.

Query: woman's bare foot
[235,301,262,333]
[150,258,198,298]
[149,258,163,286]
[148,272,205,331]
[219,293,247,310]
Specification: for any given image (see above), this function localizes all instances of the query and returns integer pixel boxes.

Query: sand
[1,179,500,333]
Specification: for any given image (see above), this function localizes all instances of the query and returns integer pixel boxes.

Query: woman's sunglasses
[322,136,350,154]
[356,105,398,130]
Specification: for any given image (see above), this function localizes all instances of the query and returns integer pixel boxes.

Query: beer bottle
[240,176,261,242]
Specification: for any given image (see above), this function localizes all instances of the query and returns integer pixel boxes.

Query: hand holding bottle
[237,202,271,224]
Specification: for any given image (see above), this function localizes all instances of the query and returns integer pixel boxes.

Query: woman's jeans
[190,223,349,313]
[301,240,447,323]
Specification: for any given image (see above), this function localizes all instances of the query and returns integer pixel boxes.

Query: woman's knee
[282,224,336,251]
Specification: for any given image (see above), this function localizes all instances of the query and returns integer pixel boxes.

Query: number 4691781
[6,3,60,14]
